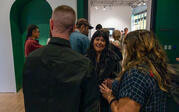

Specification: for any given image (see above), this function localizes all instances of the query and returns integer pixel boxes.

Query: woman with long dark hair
[25,24,42,57]
[87,30,121,112]
[100,30,178,112]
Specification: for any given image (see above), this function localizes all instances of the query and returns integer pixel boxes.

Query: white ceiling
[90,0,149,7]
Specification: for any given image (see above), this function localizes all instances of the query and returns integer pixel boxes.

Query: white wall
[0,0,77,92]
[0,0,16,92]
[47,0,77,12]
[90,6,132,36]
[146,0,152,30]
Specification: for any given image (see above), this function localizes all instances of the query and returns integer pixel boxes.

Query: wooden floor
[0,89,25,112]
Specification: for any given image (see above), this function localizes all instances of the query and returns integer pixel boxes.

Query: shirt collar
[48,37,71,48]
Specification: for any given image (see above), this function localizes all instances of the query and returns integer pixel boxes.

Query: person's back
[70,18,93,55]
[23,5,99,112]
[23,37,99,112]
[99,30,178,112]
[70,30,90,55]
[112,67,168,112]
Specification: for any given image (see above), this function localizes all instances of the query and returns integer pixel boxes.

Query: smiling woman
[86,29,121,112]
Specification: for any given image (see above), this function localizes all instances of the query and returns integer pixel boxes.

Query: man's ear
[50,19,53,33]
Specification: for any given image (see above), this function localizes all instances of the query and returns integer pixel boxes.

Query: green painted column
[77,0,88,19]
[77,0,84,18]
[154,0,179,64]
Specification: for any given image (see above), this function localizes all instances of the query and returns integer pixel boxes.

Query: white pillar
[0,0,16,92]
[146,0,152,30]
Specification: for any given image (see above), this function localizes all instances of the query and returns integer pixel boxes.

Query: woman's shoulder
[125,67,152,78]
[122,67,156,87]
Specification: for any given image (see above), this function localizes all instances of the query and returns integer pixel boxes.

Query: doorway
[10,0,52,91]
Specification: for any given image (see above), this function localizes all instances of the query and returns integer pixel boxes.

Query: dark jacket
[87,49,121,112]
[23,37,99,112]
[87,50,121,84]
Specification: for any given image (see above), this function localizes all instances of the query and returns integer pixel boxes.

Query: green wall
[77,0,88,19]
[155,0,179,64]
[10,0,52,91]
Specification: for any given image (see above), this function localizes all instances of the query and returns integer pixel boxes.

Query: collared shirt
[23,37,99,112]
[112,68,168,112]
[25,38,42,57]
[70,30,90,55]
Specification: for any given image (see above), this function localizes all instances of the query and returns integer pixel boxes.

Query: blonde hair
[118,30,175,92]
[112,30,121,41]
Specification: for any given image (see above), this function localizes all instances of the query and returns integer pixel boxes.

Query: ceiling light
[103,6,106,11]
[95,6,98,10]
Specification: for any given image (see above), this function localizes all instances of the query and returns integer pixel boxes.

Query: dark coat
[88,49,121,83]
[87,49,121,112]
[23,37,99,112]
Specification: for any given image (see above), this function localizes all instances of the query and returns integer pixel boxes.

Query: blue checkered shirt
[112,68,168,112]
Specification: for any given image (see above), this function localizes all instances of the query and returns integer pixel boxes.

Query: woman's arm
[110,98,140,112]
[176,58,179,62]
[100,83,141,112]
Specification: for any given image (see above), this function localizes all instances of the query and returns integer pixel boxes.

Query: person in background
[123,27,128,37]
[121,27,128,47]
[25,24,42,57]
[100,30,177,112]
[120,30,123,36]
[96,24,103,31]
[70,18,93,55]
[112,30,121,48]
[87,30,121,112]
[101,28,122,61]
[23,5,99,112]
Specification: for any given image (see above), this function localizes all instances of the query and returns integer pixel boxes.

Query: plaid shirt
[112,68,168,112]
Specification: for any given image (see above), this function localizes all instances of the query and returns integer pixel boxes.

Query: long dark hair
[25,24,39,42]
[87,30,109,65]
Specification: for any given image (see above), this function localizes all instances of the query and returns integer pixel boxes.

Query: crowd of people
[23,5,178,112]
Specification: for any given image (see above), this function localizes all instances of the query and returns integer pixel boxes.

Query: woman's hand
[99,83,115,103]
[176,58,179,62]
[103,79,113,89]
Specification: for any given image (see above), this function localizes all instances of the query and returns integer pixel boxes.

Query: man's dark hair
[124,27,128,32]
[95,24,102,30]
[76,18,93,29]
